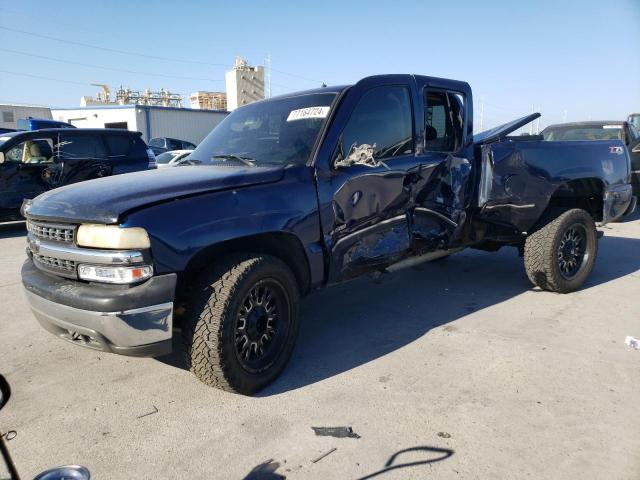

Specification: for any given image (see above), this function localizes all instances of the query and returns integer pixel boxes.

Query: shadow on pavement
[356,446,454,480]
[242,459,285,480]
[0,222,25,239]
[240,445,453,479]
[158,234,640,395]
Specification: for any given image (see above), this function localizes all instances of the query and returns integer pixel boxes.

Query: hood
[473,113,541,145]
[26,165,285,224]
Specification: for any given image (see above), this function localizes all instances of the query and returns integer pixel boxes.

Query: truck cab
[20,75,635,394]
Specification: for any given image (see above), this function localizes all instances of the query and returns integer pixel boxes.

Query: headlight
[78,264,153,284]
[76,224,150,249]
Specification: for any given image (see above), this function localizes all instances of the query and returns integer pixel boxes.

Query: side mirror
[0,152,5,164]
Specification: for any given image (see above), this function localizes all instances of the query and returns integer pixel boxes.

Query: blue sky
[0,0,638,130]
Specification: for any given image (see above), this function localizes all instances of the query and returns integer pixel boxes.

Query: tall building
[190,91,227,111]
[225,56,264,111]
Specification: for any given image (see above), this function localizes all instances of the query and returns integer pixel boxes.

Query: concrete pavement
[1,212,639,479]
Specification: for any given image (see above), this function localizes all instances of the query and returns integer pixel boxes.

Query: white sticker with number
[287,106,330,122]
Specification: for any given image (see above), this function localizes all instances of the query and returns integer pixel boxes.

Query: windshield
[543,125,623,141]
[156,151,182,164]
[189,92,336,166]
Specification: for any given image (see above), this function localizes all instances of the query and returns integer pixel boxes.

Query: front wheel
[183,254,300,394]
[523,208,598,293]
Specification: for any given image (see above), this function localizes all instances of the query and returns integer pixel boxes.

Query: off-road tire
[183,254,300,394]
[524,208,597,293]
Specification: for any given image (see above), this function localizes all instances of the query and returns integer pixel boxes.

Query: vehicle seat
[25,143,47,164]
[425,125,438,141]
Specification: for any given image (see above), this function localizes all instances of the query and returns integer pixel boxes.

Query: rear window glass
[105,135,134,157]
[544,126,623,141]
[167,139,182,150]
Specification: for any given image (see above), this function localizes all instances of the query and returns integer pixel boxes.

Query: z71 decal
[609,146,624,155]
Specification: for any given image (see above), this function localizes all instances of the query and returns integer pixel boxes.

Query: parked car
[0,128,156,222]
[155,149,193,168]
[148,137,196,156]
[21,75,635,395]
[16,117,76,131]
[542,121,640,196]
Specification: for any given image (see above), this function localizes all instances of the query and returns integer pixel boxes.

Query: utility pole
[479,96,484,131]
[265,54,272,99]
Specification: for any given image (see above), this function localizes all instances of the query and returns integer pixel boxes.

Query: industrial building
[225,56,265,111]
[80,84,183,108]
[0,104,53,130]
[190,91,227,111]
[33,56,268,144]
[52,105,228,145]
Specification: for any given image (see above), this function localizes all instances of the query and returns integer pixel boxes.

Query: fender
[121,165,326,286]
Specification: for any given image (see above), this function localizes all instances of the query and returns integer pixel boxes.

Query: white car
[155,149,193,168]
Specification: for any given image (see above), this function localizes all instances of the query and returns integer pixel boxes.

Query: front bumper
[22,260,176,357]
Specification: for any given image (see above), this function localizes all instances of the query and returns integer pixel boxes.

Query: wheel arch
[179,231,312,297]
[543,177,605,223]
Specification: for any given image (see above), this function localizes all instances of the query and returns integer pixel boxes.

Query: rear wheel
[183,254,300,394]
[523,208,598,293]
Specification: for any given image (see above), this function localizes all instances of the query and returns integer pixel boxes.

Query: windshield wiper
[211,154,256,167]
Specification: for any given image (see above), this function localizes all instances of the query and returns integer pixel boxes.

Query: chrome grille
[32,253,76,272]
[27,220,75,243]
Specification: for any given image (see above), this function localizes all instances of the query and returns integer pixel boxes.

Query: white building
[0,104,52,130]
[52,105,228,145]
[225,57,265,111]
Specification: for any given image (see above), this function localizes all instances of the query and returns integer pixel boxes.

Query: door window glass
[424,89,465,152]
[56,135,107,160]
[337,85,414,164]
[5,138,54,164]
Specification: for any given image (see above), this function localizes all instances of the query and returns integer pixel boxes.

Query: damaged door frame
[408,78,475,251]
[314,75,422,282]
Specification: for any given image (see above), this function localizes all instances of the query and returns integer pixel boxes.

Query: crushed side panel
[411,154,472,250]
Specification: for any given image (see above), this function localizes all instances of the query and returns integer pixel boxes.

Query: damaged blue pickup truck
[21,75,636,394]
